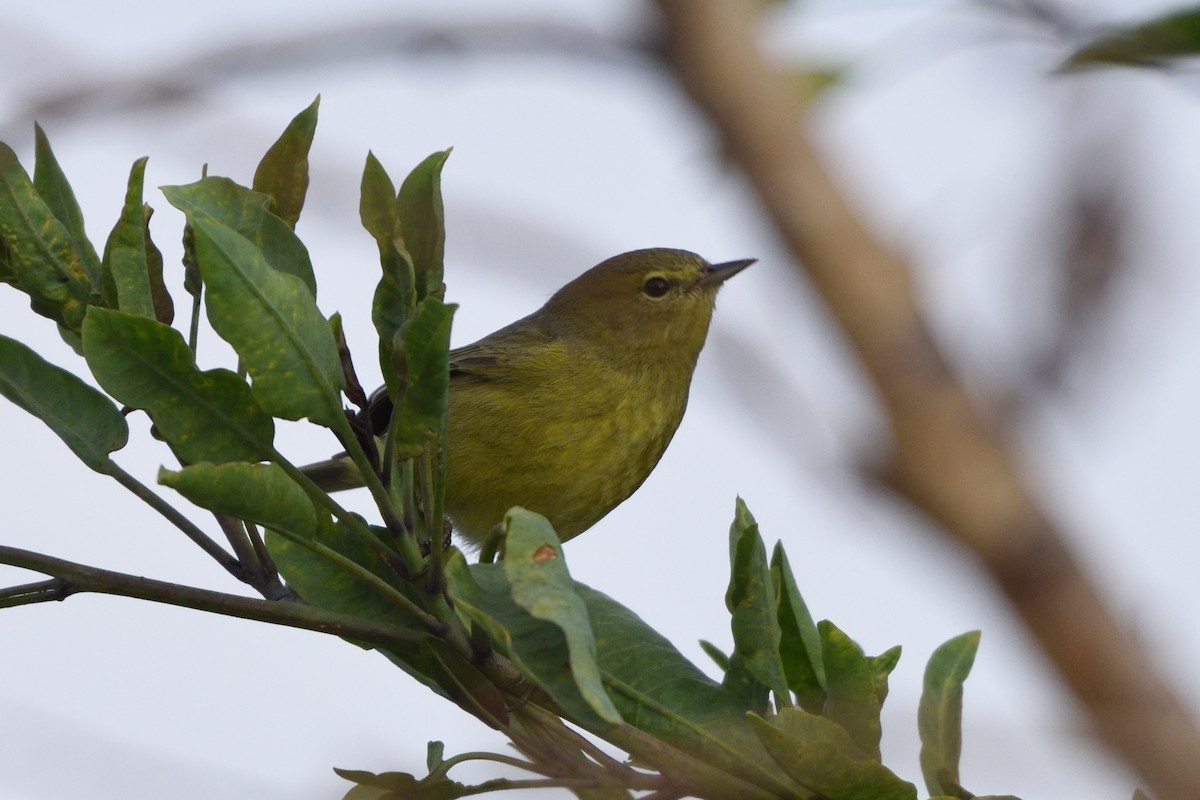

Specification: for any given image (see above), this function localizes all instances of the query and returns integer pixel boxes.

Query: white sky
[1,2,1197,799]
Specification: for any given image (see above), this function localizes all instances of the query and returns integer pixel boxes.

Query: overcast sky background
[2,2,1198,799]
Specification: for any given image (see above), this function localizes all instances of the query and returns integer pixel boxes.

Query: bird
[302,247,753,545]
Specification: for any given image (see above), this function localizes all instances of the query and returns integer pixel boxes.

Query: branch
[104,460,244,580]
[653,2,1200,798]
[0,19,656,144]
[0,545,425,651]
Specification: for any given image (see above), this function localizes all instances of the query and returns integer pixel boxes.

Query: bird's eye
[642,276,670,298]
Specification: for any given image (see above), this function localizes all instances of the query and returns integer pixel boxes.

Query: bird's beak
[700,258,756,286]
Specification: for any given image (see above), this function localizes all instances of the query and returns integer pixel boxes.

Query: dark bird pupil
[643,277,670,298]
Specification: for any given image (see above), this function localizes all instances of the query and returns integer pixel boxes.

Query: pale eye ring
[642,276,670,298]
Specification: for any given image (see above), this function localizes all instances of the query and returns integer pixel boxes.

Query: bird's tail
[299,455,365,492]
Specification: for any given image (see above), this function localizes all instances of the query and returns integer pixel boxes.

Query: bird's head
[543,248,754,359]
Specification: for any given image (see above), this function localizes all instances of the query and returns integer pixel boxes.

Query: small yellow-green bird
[303,248,753,545]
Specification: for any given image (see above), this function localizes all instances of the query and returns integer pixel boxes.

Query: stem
[243,520,288,600]
[187,285,202,351]
[459,777,627,796]
[420,454,444,595]
[215,513,269,587]
[478,523,504,564]
[103,459,242,580]
[432,409,449,572]
[378,384,427,571]
[513,703,650,784]
[330,408,419,566]
[553,719,641,777]
[0,545,424,650]
[475,653,780,800]
[438,751,554,777]
[0,578,65,609]
[400,459,416,538]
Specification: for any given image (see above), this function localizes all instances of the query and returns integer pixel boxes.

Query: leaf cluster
[0,102,1074,799]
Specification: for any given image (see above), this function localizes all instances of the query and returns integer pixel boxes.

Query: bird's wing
[447,315,558,380]
[447,342,507,378]
[360,317,557,435]
[358,338,517,436]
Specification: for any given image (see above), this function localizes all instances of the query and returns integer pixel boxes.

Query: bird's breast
[443,351,692,542]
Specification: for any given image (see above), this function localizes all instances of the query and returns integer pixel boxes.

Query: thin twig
[438,751,557,778]
[0,19,652,144]
[420,453,444,595]
[242,520,289,600]
[214,513,270,588]
[103,460,242,579]
[459,777,629,796]
[0,578,67,608]
[0,545,425,650]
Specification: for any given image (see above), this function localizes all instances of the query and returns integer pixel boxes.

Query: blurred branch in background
[652,1,1200,799]
[0,18,655,144]
[1019,134,1127,412]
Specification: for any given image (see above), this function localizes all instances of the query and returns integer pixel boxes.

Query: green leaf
[267,525,399,619]
[142,205,173,324]
[163,184,342,425]
[579,584,797,798]
[0,333,127,470]
[56,323,82,354]
[1064,8,1200,68]
[82,307,274,464]
[753,707,866,759]
[263,510,436,688]
[181,218,201,301]
[33,123,101,284]
[445,551,614,730]
[361,152,414,397]
[162,176,316,295]
[0,142,96,331]
[699,639,731,672]
[269,523,437,689]
[771,541,826,712]
[820,620,883,760]
[750,712,917,800]
[425,741,445,773]
[918,631,980,798]
[342,786,390,800]
[252,96,319,228]
[386,298,455,458]
[503,508,621,724]
[725,498,791,710]
[0,235,14,284]
[360,152,401,253]
[101,157,155,318]
[870,645,902,707]
[397,149,450,300]
[333,767,468,800]
[159,461,320,535]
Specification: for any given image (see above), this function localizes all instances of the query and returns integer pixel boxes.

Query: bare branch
[0,544,425,651]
